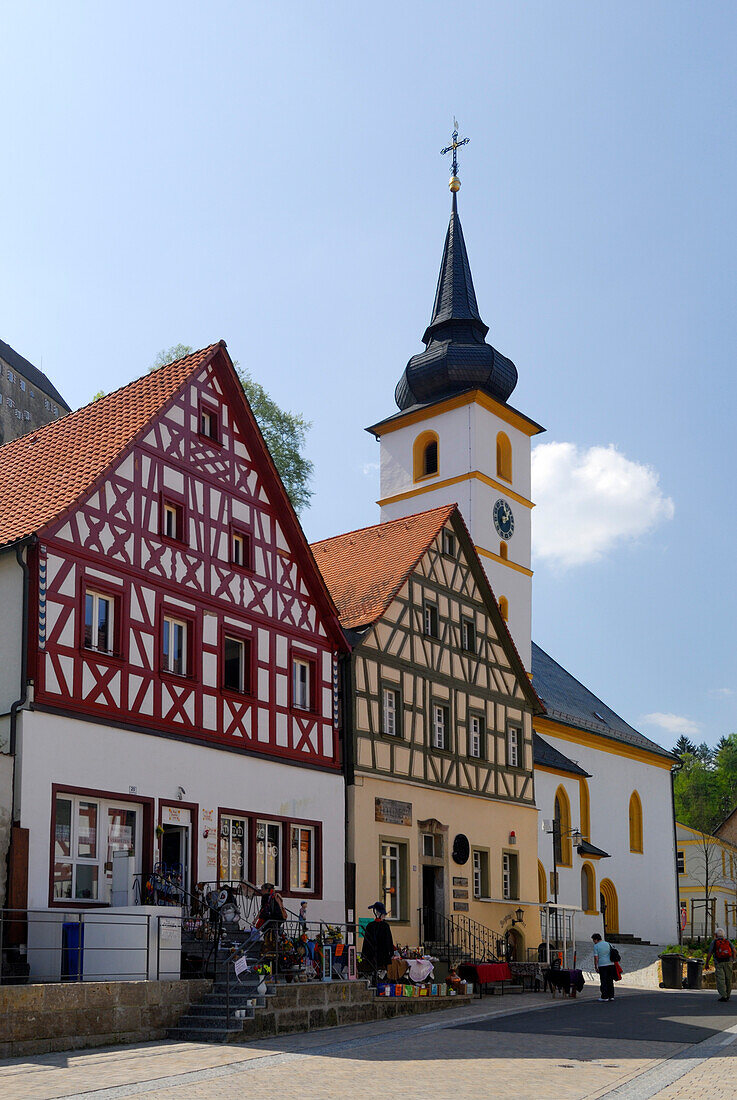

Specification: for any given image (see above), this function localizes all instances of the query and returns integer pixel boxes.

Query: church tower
[367,142,544,669]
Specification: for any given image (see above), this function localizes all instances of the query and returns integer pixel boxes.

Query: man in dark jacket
[361,902,395,977]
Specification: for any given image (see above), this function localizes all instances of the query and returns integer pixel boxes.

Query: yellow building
[312,503,543,959]
[677,821,737,938]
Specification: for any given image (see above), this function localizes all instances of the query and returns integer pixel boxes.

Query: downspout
[670,767,682,946]
[9,540,31,761]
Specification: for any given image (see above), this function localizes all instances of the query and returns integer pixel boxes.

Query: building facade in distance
[0,339,70,445]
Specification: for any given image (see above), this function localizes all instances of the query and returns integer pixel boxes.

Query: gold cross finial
[441,121,470,192]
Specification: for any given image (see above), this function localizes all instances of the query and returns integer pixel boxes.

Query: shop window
[424,602,438,638]
[255,820,281,887]
[432,704,448,750]
[162,615,188,676]
[219,815,247,883]
[629,791,643,853]
[381,840,407,920]
[469,714,484,758]
[161,498,185,543]
[199,404,220,442]
[292,656,314,711]
[53,792,141,904]
[502,852,519,900]
[84,589,116,654]
[462,618,476,653]
[442,529,456,557]
[473,849,490,898]
[496,432,512,482]
[507,726,521,768]
[413,431,439,481]
[230,528,252,570]
[382,686,400,736]
[290,825,315,892]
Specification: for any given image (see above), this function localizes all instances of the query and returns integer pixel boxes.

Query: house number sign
[374,798,412,826]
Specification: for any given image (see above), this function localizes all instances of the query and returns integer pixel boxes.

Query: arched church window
[554,787,572,866]
[498,596,509,621]
[581,863,595,912]
[629,791,643,853]
[496,432,512,482]
[413,431,439,482]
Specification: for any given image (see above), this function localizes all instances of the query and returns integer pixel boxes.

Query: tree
[673,735,697,759]
[150,345,313,513]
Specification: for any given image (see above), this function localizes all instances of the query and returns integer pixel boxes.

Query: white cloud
[710,687,734,699]
[641,712,701,736]
[531,442,674,568]
[362,461,379,477]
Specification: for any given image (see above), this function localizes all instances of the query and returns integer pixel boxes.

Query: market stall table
[459,962,513,996]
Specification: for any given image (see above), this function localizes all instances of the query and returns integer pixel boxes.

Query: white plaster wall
[536,740,679,945]
[379,405,472,501]
[0,549,23,728]
[17,710,345,920]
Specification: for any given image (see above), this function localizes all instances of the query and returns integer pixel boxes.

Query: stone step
[167,1025,243,1043]
[183,1003,257,1019]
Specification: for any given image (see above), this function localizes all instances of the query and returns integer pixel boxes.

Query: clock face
[493,498,515,540]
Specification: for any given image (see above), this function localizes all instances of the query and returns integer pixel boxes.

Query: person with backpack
[592,932,619,1001]
[705,928,734,1001]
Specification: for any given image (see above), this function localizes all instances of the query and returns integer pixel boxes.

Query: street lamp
[511,907,525,926]
[543,820,582,956]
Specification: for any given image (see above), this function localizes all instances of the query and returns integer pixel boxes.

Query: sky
[1,2,735,749]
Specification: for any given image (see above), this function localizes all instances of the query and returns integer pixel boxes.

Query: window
[15,409,21,420]
[432,704,448,750]
[162,500,184,542]
[163,615,187,676]
[499,541,508,560]
[292,657,312,711]
[24,411,30,421]
[469,714,483,758]
[382,687,399,736]
[84,590,115,654]
[20,379,26,392]
[538,861,547,904]
[199,406,219,441]
[413,431,439,481]
[507,726,521,768]
[629,791,643,853]
[473,849,489,898]
[554,787,572,866]
[44,397,50,409]
[381,841,406,919]
[230,529,252,570]
[581,863,595,912]
[502,852,519,900]
[461,618,476,653]
[290,825,315,891]
[255,820,281,887]
[53,405,58,416]
[7,370,14,383]
[422,833,442,858]
[53,792,141,903]
[442,529,456,557]
[219,816,247,883]
[424,603,438,638]
[223,635,251,694]
[496,431,512,481]
[6,397,13,409]
[498,596,509,621]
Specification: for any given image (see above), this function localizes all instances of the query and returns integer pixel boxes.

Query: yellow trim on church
[475,545,534,577]
[378,470,535,511]
[369,388,545,438]
[534,717,674,770]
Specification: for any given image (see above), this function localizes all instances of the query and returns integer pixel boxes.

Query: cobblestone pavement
[0,987,735,1100]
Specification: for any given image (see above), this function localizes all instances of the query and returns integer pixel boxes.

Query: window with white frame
[422,832,442,858]
[292,657,311,710]
[163,615,187,676]
[84,590,115,653]
[473,849,489,898]
[200,407,219,441]
[382,687,399,736]
[432,704,448,750]
[223,635,250,693]
[231,530,251,569]
[507,726,521,768]
[442,529,456,557]
[255,820,281,887]
[381,841,404,919]
[423,603,438,638]
[7,370,14,383]
[502,851,519,900]
[163,502,180,540]
[461,618,476,653]
[290,824,315,891]
[469,714,483,758]
[20,379,25,391]
[219,815,247,883]
[53,793,141,903]
[677,850,685,874]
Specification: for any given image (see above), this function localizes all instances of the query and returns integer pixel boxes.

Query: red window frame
[198,398,222,446]
[217,806,323,900]
[228,522,254,572]
[159,489,187,545]
[289,647,318,715]
[78,575,126,661]
[220,623,255,696]
[159,601,197,681]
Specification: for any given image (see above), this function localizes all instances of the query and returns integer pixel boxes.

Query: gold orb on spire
[449,175,461,193]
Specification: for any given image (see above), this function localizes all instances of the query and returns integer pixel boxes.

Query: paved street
[0,987,735,1100]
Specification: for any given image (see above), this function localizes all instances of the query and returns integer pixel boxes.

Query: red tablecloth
[464,963,512,983]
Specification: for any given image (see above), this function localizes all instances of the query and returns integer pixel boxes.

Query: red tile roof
[0,343,222,550]
[310,505,456,629]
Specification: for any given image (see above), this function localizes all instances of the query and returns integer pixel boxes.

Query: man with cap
[361,902,395,978]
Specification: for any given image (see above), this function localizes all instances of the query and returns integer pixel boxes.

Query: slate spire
[394,192,518,411]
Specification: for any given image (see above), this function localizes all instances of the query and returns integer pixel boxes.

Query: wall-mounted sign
[453,889,468,899]
[162,805,191,826]
[453,902,469,912]
[452,876,469,887]
[375,798,412,826]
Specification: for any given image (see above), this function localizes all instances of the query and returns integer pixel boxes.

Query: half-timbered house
[0,343,347,935]
[312,503,544,954]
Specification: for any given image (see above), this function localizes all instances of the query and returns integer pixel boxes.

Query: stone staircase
[608,933,652,946]
[169,978,472,1043]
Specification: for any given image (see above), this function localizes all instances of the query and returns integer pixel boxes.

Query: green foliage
[672,733,737,833]
[91,390,106,402]
[673,735,697,759]
[150,345,313,514]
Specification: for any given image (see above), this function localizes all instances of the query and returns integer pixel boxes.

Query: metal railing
[417,906,504,966]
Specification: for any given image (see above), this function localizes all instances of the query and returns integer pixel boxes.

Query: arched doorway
[504,927,523,961]
[599,879,619,935]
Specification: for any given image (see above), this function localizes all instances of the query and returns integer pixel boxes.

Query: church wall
[378,405,472,504]
[536,732,679,945]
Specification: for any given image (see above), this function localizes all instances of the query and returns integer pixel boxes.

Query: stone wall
[0,978,211,1058]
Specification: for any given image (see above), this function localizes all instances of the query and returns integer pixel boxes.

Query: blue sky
[2,2,735,748]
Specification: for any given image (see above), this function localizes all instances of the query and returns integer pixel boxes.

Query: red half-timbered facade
[0,343,348,933]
